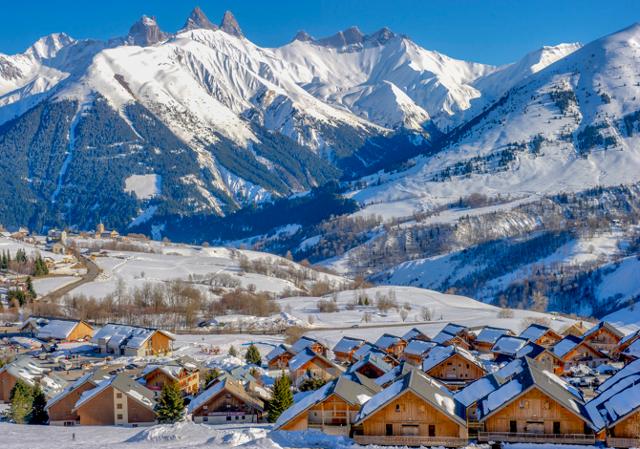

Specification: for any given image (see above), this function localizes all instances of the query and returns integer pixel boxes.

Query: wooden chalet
[374,333,408,358]
[275,374,380,435]
[20,316,94,342]
[353,343,398,365]
[473,326,512,353]
[348,353,393,380]
[46,369,111,426]
[188,377,264,424]
[551,335,608,374]
[265,344,295,370]
[422,345,486,390]
[515,342,564,374]
[290,336,328,357]
[431,324,472,350]
[612,329,640,360]
[519,323,563,348]
[401,339,437,366]
[587,359,640,448]
[73,374,157,426]
[581,322,625,353]
[141,363,199,396]
[477,358,597,445]
[288,347,344,387]
[491,336,529,361]
[562,321,590,338]
[332,337,365,364]
[0,357,65,402]
[92,324,174,357]
[352,368,468,447]
[401,328,431,342]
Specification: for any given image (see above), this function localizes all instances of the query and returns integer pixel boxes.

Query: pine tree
[9,380,33,424]
[26,276,36,299]
[29,385,48,424]
[245,344,262,366]
[267,372,293,423]
[155,382,185,424]
[228,345,238,357]
[203,369,220,386]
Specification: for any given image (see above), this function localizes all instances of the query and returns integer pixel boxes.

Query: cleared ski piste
[0,421,603,449]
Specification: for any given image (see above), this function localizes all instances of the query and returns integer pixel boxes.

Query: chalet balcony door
[525,421,544,434]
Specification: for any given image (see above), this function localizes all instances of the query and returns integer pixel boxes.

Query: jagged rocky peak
[220,10,243,38]
[182,6,218,32]
[293,30,314,42]
[367,27,397,45]
[126,15,170,46]
[25,32,75,60]
[317,26,364,47]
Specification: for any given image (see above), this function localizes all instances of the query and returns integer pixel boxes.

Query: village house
[288,347,344,387]
[491,335,529,361]
[290,336,328,357]
[0,357,65,402]
[431,324,472,350]
[562,321,590,338]
[73,374,156,426]
[422,345,486,390]
[551,335,608,374]
[275,374,380,435]
[332,337,366,364]
[476,358,597,445]
[401,328,431,342]
[581,322,625,354]
[352,368,468,447]
[23,316,94,342]
[401,339,437,366]
[140,363,200,396]
[474,326,512,353]
[265,344,295,370]
[587,359,640,448]
[515,342,564,374]
[188,377,264,424]
[519,323,563,348]
[374,334,407,358]
[612,329,640,360]
[352,342,395,364]
[92,324,175,357]
[46,369,111,426]
[348,353,393,380]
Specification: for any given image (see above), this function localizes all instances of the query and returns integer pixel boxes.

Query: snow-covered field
[0,421,603,449]
[32,276,78,296]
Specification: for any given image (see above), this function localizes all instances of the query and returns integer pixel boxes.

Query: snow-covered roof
[519,323,552,342]
[551,334,583,358]
[141,364,184,380]
[476,326,511,344]
[441,323,467,336]
[422,345,482,373]
[35,318,89,341]
[188,377,263,414]
[288,347,339,373]
[618,329,640,347]
[46,369,110,410]
[403,339,436,356]
[74,374,156,411]
[353,342,387,361]
[355,368,466,425]
[586,368,640,430]
[583,321,625,339]
[333,336,365,354]
[1,356,51,388]
[348,353,392,376]
[596,359,640,394]
[401,328,429,342]
[492,336,529,357]
[93,323,174,350]
[266,344,290,362]
[290,336,322,354]
[373,333,404,350]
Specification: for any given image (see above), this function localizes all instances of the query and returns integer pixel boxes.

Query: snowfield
[124,174,161,200]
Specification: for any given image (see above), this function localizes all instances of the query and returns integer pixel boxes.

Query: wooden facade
[191,384,263,424]
[47,379,96,425]
[75,385,156,426]
[290,356,342,386]
[65,321,94,342]
[562,321,589,338]
[0,370,18,403]
[533,330,563,348]
[583,326,622,353]
[355,391,467,446]
[479,387,593,444]
[143,367,199,395]
[280,393,359,435]
[607,409,640,448]
[267,352,293,370]
[558,341,607,373]
[425,353,485,387]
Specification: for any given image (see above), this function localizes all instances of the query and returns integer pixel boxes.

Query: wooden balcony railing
[606,436,640,448]
[353,435,468,447]
[478,432,596,445]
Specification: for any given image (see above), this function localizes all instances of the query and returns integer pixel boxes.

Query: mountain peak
[126,15,170,47]
[293,30,314,42]
[25,32,75,60]
[220,10,243,38]
[317,26,364,48]
[367,27,397,45]
[181,6,218,32]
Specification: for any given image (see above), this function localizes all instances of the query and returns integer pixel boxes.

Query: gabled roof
[333,336,365,354]
[46,368,110,410]
[373,333,405,350]
[401,328,430,342]
[618,329,640,347]
[519,323,559,342]
[551,335,604,359]
[586,371,640,430]
[477,358,591,427]
[492,336,529,357]
[403,339,437,357]
[476,326,511,345]
[515,342,562,361]
[275,374,380,429]
[266,344,292,362]
[141,364,186,381]
[353,342,387,361]
[290,336,324,354]
[288,347,341,373]
[583,321,625,340]
[596,358,640,394]
[422,345,484,374]
[373,362,411,388]
[355,368,466,426]
[188,377,263,414]
[92,323,174,350]
[441,323,468,336]
[74,374,156,412]
[35,318,92,340]
[348,353,392,376]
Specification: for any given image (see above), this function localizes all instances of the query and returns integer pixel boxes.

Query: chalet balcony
[606,436,640,448]
[478,432,596,445]
[353,435,468,447]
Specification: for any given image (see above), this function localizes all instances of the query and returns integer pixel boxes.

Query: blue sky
[0,0,637,64]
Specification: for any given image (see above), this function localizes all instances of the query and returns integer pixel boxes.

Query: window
[395,404,401,412]
[544,400,551,410]
[553,421,561,434]
[510,421,517,433]
[116,392,123,399]
[117,414,123,420]
[428,425,436,437]
[226,416,231,421]
[385,424,393,436]
[116,403,123,410]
